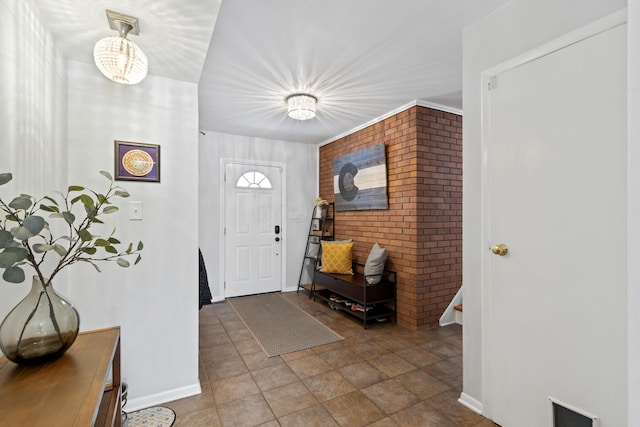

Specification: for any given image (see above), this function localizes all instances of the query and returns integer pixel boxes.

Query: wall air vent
[549,397,599,427]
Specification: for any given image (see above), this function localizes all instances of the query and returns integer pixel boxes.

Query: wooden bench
[311,262,397,329]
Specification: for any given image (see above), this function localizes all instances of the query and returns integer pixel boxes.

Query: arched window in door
[236,170,272,189]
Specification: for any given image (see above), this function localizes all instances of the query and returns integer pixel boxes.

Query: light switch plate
[129,201,143,220]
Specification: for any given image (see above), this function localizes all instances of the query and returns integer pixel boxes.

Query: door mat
[124,406,176,427]
[228,293,343,357]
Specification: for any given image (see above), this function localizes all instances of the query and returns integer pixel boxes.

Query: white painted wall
[198,132,317,300]
[3,0,312,410]
[66,61,200,408]
[628,1,640,425]
[0,0,68,319]
[462,0,628,416]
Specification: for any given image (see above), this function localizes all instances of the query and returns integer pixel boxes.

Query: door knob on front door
[491,243,508,256]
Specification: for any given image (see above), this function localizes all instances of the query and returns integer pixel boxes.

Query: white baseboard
[458,392,484,415]
[211,296,225,303]
[439,319,457,327]
[125,383,202,412]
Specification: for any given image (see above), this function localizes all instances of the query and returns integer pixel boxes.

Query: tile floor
[164,292,498,427]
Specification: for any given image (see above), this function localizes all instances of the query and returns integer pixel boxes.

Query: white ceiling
[35,0,510,144]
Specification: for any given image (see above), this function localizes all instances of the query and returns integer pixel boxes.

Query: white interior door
[224,163,283,298]
[483,23,627,426]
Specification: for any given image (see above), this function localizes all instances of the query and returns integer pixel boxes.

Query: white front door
[483,22,627,426]
[224,162,283,297]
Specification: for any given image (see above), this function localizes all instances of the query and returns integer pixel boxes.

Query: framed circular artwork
[114,141,160,182]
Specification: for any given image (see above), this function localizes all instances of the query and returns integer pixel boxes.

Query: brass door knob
[491,243,508,256]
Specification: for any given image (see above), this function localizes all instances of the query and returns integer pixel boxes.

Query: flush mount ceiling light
[286,94,317,120]
[93,10,148,85]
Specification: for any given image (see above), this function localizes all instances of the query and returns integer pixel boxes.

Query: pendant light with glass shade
[94,10,148,85]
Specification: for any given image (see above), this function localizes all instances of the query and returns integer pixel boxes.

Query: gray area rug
[124,406,175,427]
[228,293,343,357]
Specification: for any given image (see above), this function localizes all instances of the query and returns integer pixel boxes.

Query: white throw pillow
[364,242,387,285]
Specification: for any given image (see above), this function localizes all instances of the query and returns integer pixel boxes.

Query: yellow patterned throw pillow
[320,241,354,275]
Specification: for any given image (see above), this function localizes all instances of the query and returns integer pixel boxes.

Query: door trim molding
[482,9,626,80]
[479,9,627,418]
[219,158,287,299]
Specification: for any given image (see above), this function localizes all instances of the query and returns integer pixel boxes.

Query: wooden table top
[0,327,120,427]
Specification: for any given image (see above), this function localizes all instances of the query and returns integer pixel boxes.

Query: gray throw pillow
[364,243,387,285]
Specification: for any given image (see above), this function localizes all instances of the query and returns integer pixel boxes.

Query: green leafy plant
[0,171,142,285]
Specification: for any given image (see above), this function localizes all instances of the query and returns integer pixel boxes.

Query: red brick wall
[318,106,462,330]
